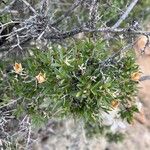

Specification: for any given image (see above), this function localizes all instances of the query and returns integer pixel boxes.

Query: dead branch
[112,0,139,29]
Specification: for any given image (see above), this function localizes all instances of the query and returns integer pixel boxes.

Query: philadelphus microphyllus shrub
[0,39,140,140]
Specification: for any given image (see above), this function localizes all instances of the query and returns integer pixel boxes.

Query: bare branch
[88,0,99,29]
[45,27,150,40]
[0,98,22,110]
[19,0,37,15]
[0,0,16,14]
[112,0,139,29]
[51,0,84,26]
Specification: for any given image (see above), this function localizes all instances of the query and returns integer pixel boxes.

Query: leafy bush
[1,0,149,148]
[0,39,139,133]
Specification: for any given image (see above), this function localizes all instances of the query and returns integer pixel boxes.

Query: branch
[88,0,99,29]
[45,27,150,40]
[0,0,148,56]
[0,0,16,14]
[99,44,133,68]
[51,0,84,26]
[19,0,37,15]
[112,0,139,29]
[0,98,22,111]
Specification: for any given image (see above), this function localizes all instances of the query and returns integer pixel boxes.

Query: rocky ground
[32,118,150,150]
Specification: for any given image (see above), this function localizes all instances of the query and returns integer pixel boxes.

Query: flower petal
[36,72,46,83]
[13,62,23,74]
[131,72,141,81]
[111,100,119,108]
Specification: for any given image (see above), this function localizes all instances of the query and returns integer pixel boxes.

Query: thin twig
[0,0,16,14]
[19,0,37,15]
[26,117,31,149]
[112,0,139,29]
[45,27,150,40]
[99,43,133,68]
[0,98,22,110]
[88,0,99,29]
[51,0,84,26]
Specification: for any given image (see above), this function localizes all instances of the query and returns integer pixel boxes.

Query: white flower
[58,45,61,49]
[78,64,86,70]
[90,76,97,82]
[78,64,86,74]
[64,57,72,66]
